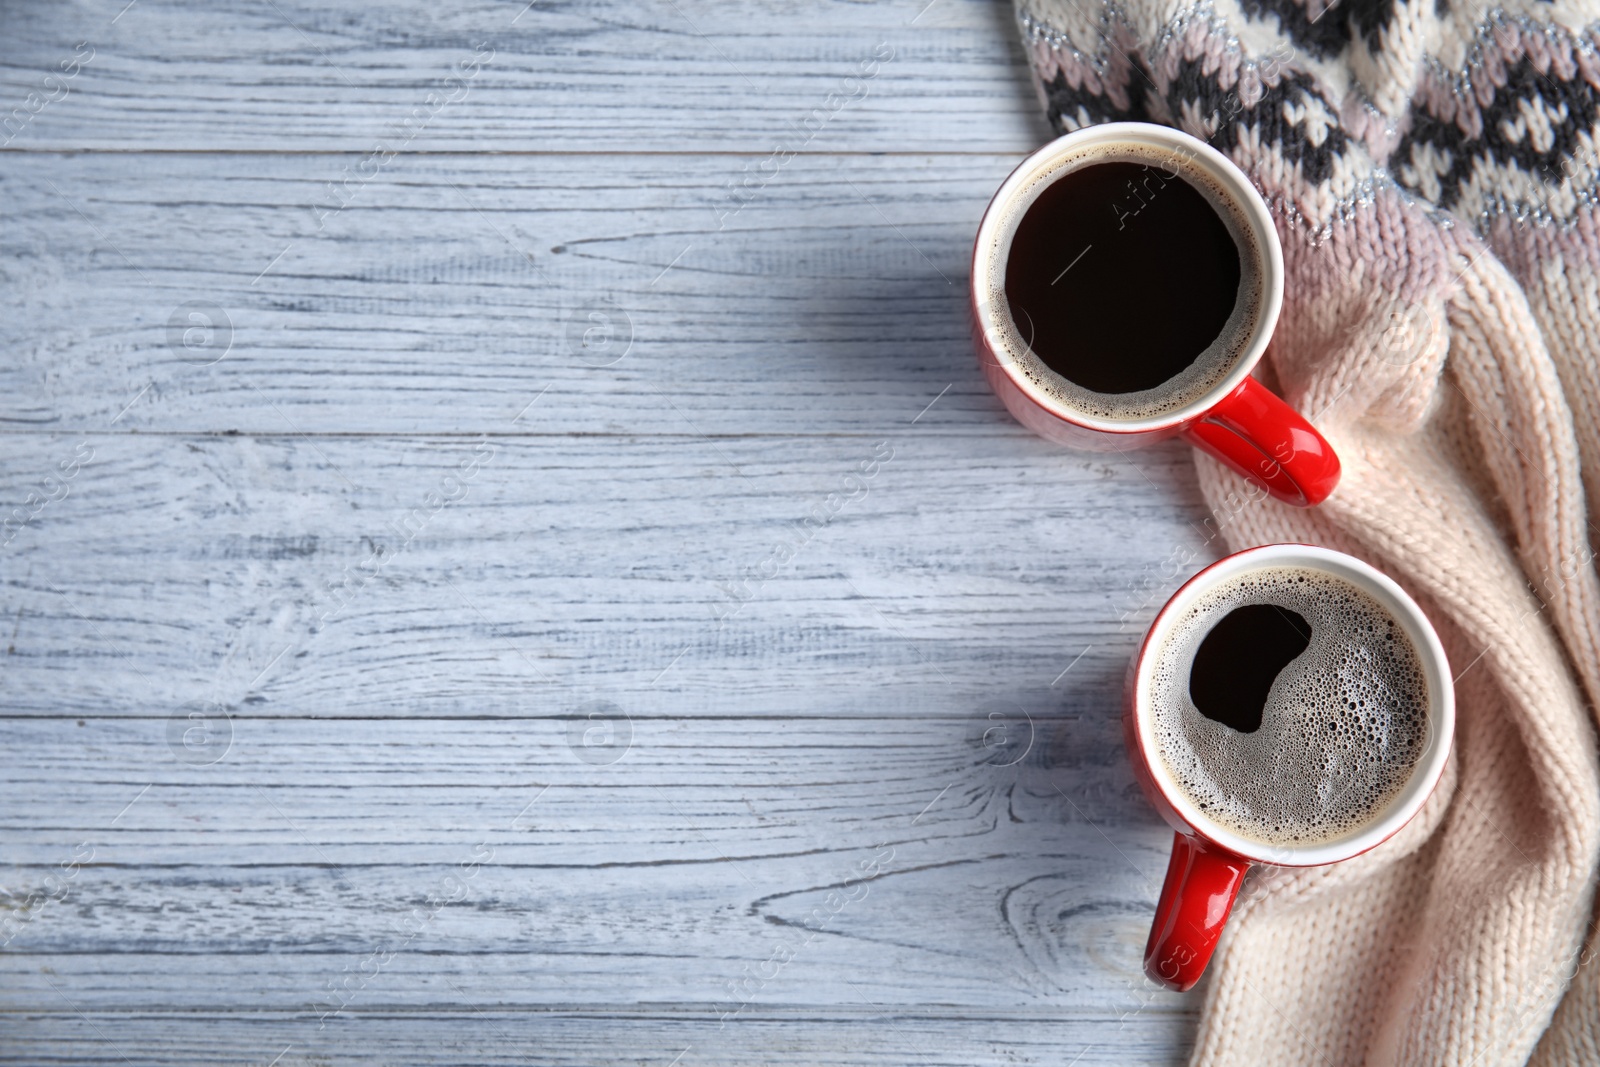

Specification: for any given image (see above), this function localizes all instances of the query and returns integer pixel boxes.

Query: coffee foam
[984,141,1266,422]
[1150,565,1430,848]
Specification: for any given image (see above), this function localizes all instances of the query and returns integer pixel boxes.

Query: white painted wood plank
[0,716,1153,867]
[0,0,1051,153]
[0,1012,1193,1066]
[0,715,1189,1023]
[0,432,1223,717]
[1,152,1035,436]
[0,5,1213,1061]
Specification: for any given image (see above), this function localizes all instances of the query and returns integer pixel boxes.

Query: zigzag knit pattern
[1013,1,1600,1063]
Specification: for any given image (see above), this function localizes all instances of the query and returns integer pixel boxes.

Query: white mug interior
[972,122,1286,434]
[1131,544,1455,867]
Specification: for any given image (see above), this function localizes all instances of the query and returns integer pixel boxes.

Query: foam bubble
[983,141,1267,422]
[1150,565,1430,848]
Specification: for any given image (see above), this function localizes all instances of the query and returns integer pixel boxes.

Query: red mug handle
[1144,832,1250,992]
[1181,377,1341,507]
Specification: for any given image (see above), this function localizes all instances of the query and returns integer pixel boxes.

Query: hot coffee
[1148,565,1431,847]
[1006,161,1241,393]
[1128,544,1450,990]
[984,144,1266,422]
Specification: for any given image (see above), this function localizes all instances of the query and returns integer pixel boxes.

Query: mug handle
[1181,377,1341,507]
[1144,832,1250,992]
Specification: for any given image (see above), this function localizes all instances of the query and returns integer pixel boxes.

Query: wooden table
[1,2,1221,1062]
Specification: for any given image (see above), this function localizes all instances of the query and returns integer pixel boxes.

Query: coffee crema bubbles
[1150,566,1431,848]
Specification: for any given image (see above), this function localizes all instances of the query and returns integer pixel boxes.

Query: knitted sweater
[1010,0,1600,1062]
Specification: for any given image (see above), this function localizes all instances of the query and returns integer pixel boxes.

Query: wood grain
[1,151,1033,435]
[0,714,1190,1056]
[0,0,1051,153]
[0,432,1221,717]
[0,2,1219,1063]
[0,1012,1192,1067]
[0,717,1171,983]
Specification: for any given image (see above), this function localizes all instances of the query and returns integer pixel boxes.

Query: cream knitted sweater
[1011,0,1600,1062]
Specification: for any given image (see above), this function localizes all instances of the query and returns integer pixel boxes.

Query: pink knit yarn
[1013,1,1600,1061]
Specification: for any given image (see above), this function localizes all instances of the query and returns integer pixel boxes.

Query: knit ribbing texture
[1011,1,1600,1062]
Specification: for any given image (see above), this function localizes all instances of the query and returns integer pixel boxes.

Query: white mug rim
[1132,543,1455,867]
[972,122,1286,434]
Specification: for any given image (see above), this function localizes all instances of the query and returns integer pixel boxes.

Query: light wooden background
[0,2,1231,1063]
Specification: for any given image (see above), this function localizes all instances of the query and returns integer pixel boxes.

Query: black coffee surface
[1004,160,1242,394]
[1153,566,1431,846]
[1188,603,1312,734]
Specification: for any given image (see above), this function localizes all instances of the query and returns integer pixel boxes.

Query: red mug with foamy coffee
[1125,544,1454,991]
[971,123,1340,507]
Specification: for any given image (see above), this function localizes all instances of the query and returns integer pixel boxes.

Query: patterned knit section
[1020,2,1600,237]
[1395,19,1600,226]
[1236,0,1380,61]
[1018,4,1370,235]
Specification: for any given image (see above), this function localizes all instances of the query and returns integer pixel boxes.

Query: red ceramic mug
[1125,544,1454,991]
[970,123,1340,507]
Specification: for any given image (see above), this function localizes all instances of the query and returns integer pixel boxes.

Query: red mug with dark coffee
[970,122,1340,507]
[1125,544,1454,990]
